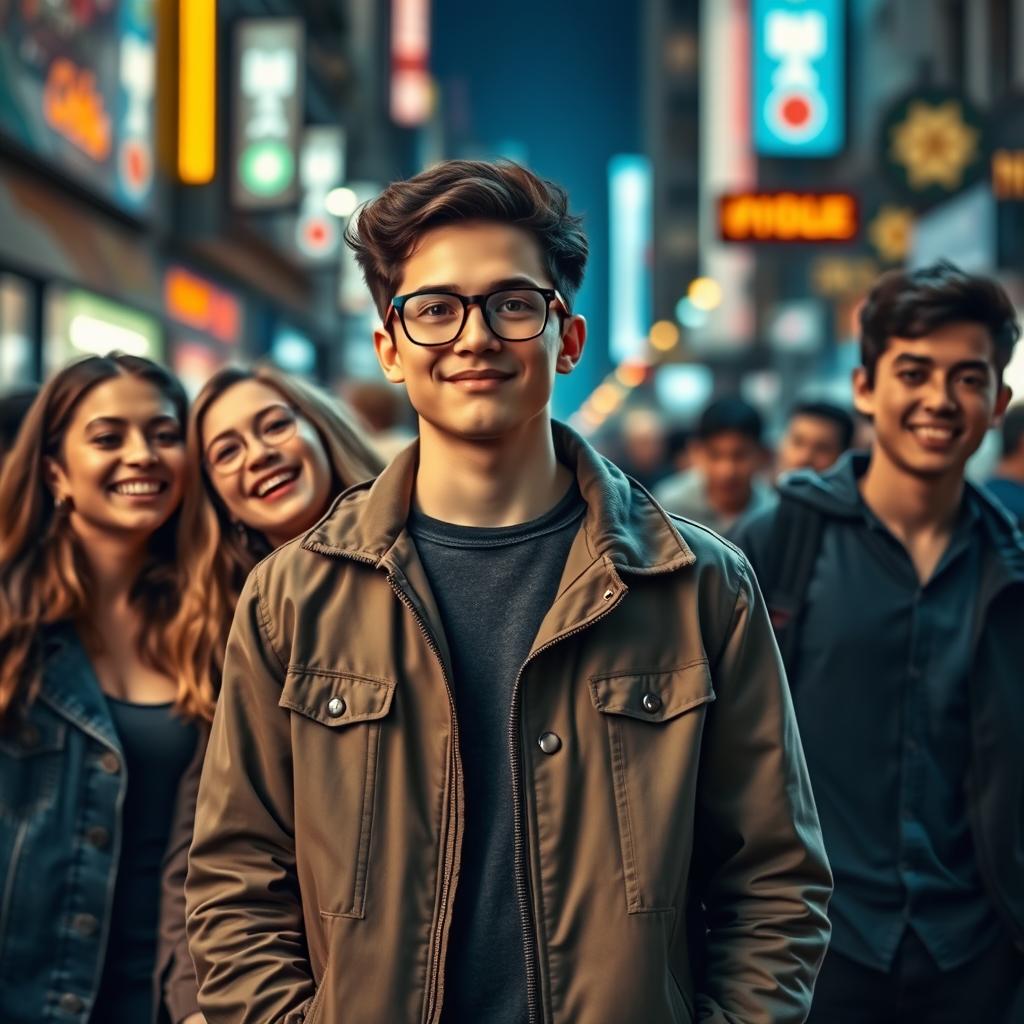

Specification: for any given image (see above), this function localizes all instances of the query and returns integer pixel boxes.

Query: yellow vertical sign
[178,0,216,184]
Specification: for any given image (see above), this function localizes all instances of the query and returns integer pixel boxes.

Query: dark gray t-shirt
[408,482,585,1024]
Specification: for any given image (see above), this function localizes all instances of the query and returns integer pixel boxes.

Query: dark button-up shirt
[794,489,999,972]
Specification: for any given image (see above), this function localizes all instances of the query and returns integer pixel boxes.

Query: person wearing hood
[735,261,1024,1023]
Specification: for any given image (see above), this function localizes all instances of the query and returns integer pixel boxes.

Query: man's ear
[852,366,875,419]
[373,327,406,384]
[993,383,1013,424]
[555,315,587,375]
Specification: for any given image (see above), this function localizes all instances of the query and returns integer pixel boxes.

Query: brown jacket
[186,424,832,1024]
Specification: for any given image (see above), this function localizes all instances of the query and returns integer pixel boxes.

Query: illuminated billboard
[231,18,305,210]
[752,0,845,157]
[719,191,858,243]
[0,0,156,213]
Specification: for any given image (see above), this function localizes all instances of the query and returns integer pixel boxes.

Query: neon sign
[752,0,845,157]
[43,59,112,162]
[232,19,304,209]
[719,191,858,242]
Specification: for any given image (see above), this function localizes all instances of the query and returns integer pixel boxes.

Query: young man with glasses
[186,160,832,1024]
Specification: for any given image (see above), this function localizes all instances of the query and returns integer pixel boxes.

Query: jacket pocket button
[72,913,98,937]
[602,589,614,600]
[538,732,562,755]
[327,697,347,717]
[99,752,121,775]
[641,692,662,714]
[86,826,110,850]
[59,993,83,1014]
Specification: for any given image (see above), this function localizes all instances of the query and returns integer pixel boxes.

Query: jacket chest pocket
[279,669,395,920]
[590,662,715,914]
[0,706,67,823]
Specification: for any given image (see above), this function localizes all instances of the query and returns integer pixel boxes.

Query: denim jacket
[0,624,203,1024]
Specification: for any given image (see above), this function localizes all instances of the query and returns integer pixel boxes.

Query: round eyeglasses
[384,287,569,347]
[205,405,298,476]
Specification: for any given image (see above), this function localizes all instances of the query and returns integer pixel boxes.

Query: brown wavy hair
[345,159,589,316]
[169,364,384,702]
[0,354,196,726]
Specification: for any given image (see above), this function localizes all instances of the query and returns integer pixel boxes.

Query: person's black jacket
[735,453,1024,953]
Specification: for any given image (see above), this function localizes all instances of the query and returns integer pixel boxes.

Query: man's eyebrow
[891,353,933,366]
[891,353,993,374]
[402,276,544,295]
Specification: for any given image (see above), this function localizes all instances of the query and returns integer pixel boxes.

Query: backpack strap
[761,496,826,675]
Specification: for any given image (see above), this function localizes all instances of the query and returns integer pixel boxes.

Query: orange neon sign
[719,191,858,243]
[164,267,241,345]
[992,149,1024,200]
[43,58,112,162]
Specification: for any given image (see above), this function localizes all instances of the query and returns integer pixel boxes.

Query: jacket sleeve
[185,566,314,1024]
[691,552,832,1024]
[156,727,208,1024]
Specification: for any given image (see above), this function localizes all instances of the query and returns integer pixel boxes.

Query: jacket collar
[303,420,696,576]
[38,623,121,751]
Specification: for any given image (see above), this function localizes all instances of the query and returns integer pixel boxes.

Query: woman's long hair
[0,354,199,726]
[169,364,384,702]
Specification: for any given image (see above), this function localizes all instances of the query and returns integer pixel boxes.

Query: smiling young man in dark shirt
[736,262,1024,1023]
[187,161,831,1024]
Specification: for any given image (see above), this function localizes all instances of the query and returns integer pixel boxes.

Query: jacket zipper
[507,574,627,1024]
[384,573,461,1024]
[304,542,462,1023]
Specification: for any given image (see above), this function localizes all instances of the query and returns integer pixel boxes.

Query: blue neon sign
[753,0,845,157]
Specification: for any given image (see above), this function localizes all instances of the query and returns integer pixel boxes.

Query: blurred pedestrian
[776,400,854,478]
[985,402,1024,525]
[169,363,382,701]
[0,385,37,469]
[617,406,671,488]
[0,355,209,1024]
[186,159,831,1024]
[736,261,1024,1023]
[654,396,774,536]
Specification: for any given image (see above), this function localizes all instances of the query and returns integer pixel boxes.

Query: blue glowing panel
[608,154,652,365]
[752,0,845,157]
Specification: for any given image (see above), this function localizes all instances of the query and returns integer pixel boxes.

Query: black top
[91,698,198,1024]
[409,482,585,1024]
[749,460,1000,972]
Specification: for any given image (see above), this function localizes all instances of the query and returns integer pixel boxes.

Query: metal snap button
[85,826,111,850]
[327,697,346,717]
[538,732,562,755]
[99,752,121,775]
[641,692,662,714]
[19,724,40,750]
[72,913,98,937]
[59,993,83,1014]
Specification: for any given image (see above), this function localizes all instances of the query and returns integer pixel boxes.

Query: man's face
[777,414,846,475]
[373,222,585,442]
[853,322,1012,482]
[692,431,763,513]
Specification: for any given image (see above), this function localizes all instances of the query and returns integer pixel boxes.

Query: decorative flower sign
[879,88,988,209]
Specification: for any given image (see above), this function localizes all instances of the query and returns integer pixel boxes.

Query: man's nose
[453,303,501,353]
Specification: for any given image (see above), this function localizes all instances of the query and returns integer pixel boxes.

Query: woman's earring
[232,519,249,548]
[54,495,70,514]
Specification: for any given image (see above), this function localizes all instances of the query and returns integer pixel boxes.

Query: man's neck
[415,414,572,527]
[995,454,1024,485]
[858,447,964,541]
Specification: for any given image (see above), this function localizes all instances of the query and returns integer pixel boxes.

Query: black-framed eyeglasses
[205,404,298,476]
[384,287,569,347]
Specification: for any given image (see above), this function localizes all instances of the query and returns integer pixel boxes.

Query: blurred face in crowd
[45,376,186,543]
[854,322,1011,483]
[201,379,334,548]
[692,430,764,515]
[777,414,847,476]
[374,221,586,443]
